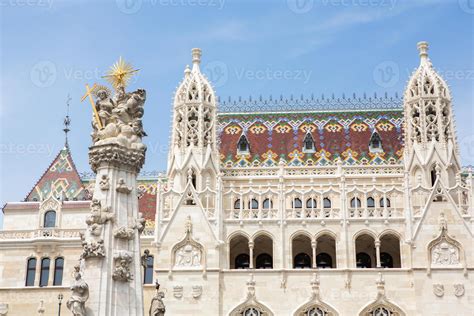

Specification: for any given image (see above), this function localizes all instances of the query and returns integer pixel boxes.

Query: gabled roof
[25,146,88,202]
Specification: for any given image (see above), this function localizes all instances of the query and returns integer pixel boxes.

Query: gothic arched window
[262,199,272,209]
[380,198,391,208]
[303,132,315,153]
[292,198,302,209]
[369,131,383,153]
[144,255,154,284]
[256,253,273,269]
[25,258,37,286]
[39,257,50,287]
[234,199,241,209]
[44,210,56,228]
[370,306,391,316]
[249,199,259,209]
[237,134,250,154]
[323,198,331,208]
[235,254,250,269]
[367,197,375,208]
[350,198,361,208]
[306,198,317,209]
[294,253,311,269]
[243,307,262,316]
[53,257,64,286]
[316,253,333,269]
[306,307,329,316]
[356,252,372,269]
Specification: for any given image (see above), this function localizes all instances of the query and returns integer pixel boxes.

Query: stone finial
[310,272,320,299]
[376,272,385,298]
[246,273,256,298]
[192,48,202,67]
[417,41,429,62]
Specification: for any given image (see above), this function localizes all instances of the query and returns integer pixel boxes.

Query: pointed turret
[168,48,219,191]
[404,42,461,187]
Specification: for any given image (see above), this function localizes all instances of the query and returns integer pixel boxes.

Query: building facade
[0,42,473,315]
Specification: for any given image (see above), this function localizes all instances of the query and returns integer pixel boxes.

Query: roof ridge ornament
[191,48,202,71]
[417,41,429,64]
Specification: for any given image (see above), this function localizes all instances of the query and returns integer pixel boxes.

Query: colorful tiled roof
[25,146,89,201]
[217,95,404,167]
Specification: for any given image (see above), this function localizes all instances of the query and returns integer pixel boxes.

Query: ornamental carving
[431,242,459,265]
[359,273,406,316]
[116,178,132,194]
[86,199,115,236]
[171,216,204,270]
[80,237,105,259]
[229,274,274,316]
[294,273,339,316]
[89,144,146,174]
[66,265,89,316]
[192,285,203,299]
[433,284,444,297]
[454,284,465,297]
[112,251,133,282]
[113,226,135,240]
[173,285,183,299]
[99,174,110,190]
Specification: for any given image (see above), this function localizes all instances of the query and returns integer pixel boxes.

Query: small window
[39,258,50,287]
[255,253,273,269]
[53,257,64,286]
[293,253,311,269]
[234,199,241,209]
[323,198,331,209]
[237,134,250,154]
[367,197,375,208]
[249,199,258,209]
[369,131,383,153]
[144,255,154,284]
[44,210,56,228]
[302,132,315,153]
[292,198,302,209]
[25,258,37,286]
[316,253,333,269]
[235,254,250,269]
[356,252,372,268]
[306,198,317,209]
[350,198,361,208]
[380,198,391,208]
[244,308,261,316]
[262,199,272,209]
[431,167,437,186]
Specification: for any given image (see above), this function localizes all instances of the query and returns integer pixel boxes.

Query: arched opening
[144,255,154,284]
[303,132,316,153]
[292,234,312,269]
[39,257,50,287]
[350,198,361,208]
[380,234,401,268]
[430,166,437,187]
[323,198,331,208]
[306,198,317,209]
[237,134,250,154]
[234,199,241,209]
[292,198,302,209]
[254,235,273,269]
[25,258,36,286]
[380,198,391,208]
[316,234,336,268]
[229,234,250,269]
[262,198,272,209]
[355,234,376,268]
[369,131,383,153]
[44,210,56,228]
[53,257,64,286]
[367,197,375,208]
[249,199,259,209]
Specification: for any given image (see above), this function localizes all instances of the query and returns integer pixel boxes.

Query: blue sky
[1,0,473,226]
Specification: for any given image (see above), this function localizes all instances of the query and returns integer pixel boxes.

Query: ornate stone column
[249,241,254,269]
[76,59,148,316]
[375,240,381,268]
[311,240,317,269]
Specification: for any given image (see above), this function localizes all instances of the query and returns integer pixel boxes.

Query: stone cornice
[89,144,146,173]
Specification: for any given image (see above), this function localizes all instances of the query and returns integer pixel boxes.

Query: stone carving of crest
[171,216,205,270]
[192,285,203,299]
[453,284,465,297]
[433,284,444,297]
[427,214,466,275]
[173,285,183,299]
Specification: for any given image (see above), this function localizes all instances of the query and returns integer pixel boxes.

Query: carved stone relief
[433,284,444,297]
[112,251,133,282]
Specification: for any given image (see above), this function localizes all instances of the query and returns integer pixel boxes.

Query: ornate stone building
[0,42,473,315]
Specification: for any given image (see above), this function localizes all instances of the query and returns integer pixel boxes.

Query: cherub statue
[67,265,89,316]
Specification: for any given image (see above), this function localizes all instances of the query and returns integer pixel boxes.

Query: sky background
[1,0,473,227]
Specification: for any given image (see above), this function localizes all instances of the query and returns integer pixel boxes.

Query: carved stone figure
[86,199,115,226]
[113,226,135,240]
[95,88,115,128]
[141,249,151,268]
[81,238,105,259]
[112,251,133,282]
[67,265,89,316]
[135,212,146,234]
[116,178,132,194]
[149,281,166,316]
[438,212,448,231]
[99,174,110,191]
[431,241,459,265]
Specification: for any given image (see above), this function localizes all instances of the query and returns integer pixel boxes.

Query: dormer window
[369,131,383,153]
[302,132,315,153]
[237,134,250,154]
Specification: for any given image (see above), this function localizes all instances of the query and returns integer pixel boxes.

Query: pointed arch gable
[358,298,406,316]
[229,296,274,316]
[293,299,339,316]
